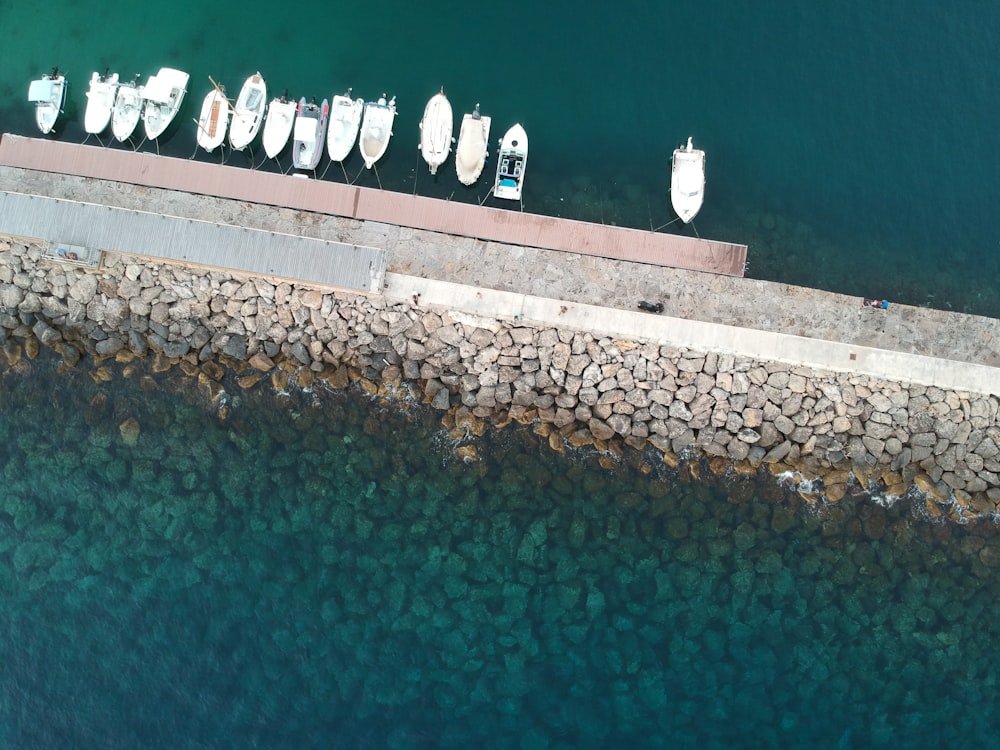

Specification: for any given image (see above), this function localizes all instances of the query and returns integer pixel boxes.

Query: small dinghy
[142,67,189,140]
[292,97,329,171]
[359,94,397,169]
[229,71,267,151]
[112,75,144,142]
[27,68,67,135]
[670,136,706,224]
[262,91,297,159]
[84,69,119,136]
[419,87,453,175]
[196,84,230,152]
[326,90,364,162]
[455,103,491,186]
[494,123,528,201]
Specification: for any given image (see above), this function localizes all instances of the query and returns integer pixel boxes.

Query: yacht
[262,91,297,159]
[27,68,66,135]
[111,75,144,142]
[229,72,267,151]
[142,67,190,140]
[292,97,329,171]
[84,69,119,135]
[419,87,453,175]
[326,90,364,162]
[455,104,491,186]
[359,94,397,169]
[494,123,528,201]
[196,84,230,152]
[670,136,705,224]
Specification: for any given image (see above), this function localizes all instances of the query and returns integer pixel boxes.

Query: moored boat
[670,136,705,224]
[229,72,267,151]
[494,123,528,201]
[326,90,364,162]
[84,69,119,135]
[359,94,397,169]
[142,67,190,140]
[196,84,230,152]
[419,87,453,175]
[455,103,491,186]
[292,97,329,171]
[112,75,144,142]
[27,68,67,135]
[262,91,297,159]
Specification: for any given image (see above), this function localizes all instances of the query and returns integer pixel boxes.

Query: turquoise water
[1,1,999,315]
[2,346,1000,748]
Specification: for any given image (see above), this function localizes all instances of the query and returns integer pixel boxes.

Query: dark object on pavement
[638,300,664,313]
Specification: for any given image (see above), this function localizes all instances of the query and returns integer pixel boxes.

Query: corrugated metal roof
[0,191,386,293]
[0,134,748,277]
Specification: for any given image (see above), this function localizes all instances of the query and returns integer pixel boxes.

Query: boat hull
[494,123,528,201]
[455,108,491,186]
[229,72,267,151]
[670,137,705,224]
[292,98,330,171]
[262,97,297,159]
[419,90,453,175]
[84,71,118,135]
[142,67,190,140]
[196,88,230,152]
[359,96,397,170]
[326,94,364,162]
[29,75,66,135]
[112,82,143,142]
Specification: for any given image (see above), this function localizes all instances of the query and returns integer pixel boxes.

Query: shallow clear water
[2,347,1000,748]
[1,1,999,315]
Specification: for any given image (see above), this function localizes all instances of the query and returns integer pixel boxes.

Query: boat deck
[0,134,748,277]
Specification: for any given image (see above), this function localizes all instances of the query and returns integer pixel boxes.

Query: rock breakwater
[2,238,999,521]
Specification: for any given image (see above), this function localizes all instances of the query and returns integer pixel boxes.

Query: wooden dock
[0,134,748,277]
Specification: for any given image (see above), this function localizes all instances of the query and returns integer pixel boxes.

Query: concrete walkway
[1,165,998,396]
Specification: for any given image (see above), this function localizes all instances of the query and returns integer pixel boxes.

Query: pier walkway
[0,137,997,395]
[0,135,748,277]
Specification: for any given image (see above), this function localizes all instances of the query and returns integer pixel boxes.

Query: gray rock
[128,329,148,355]
[95,336,125,356]
[223,334,248,360]
[432,388,451,410]
[162,340,191,358]
[68,274,98,304]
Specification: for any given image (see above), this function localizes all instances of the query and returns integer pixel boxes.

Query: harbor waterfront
[4,3,1000,745]
[1,155,998,517]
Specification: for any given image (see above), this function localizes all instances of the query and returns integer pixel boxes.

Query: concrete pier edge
[386,274,999,398]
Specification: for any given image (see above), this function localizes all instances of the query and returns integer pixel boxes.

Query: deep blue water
[1,1,998,314]
[2,345,1000,748]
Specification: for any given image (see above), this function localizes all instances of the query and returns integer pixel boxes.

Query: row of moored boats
[29,67,704,218]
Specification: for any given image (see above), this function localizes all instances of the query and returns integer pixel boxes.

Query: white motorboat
[229,72,267,151]
[292,97,329,171]
[84,69,119,135]
[196,85,230,152]
[326,90,364,162]
[359,95,397,169]
[142,67,190,140]
[112,76,144,142]
[419,87,453,175]
[670,136,706,224]
[262,91,297,159]
[455,103,491,186]
[494,123,528,201]
[27,68,66,135]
